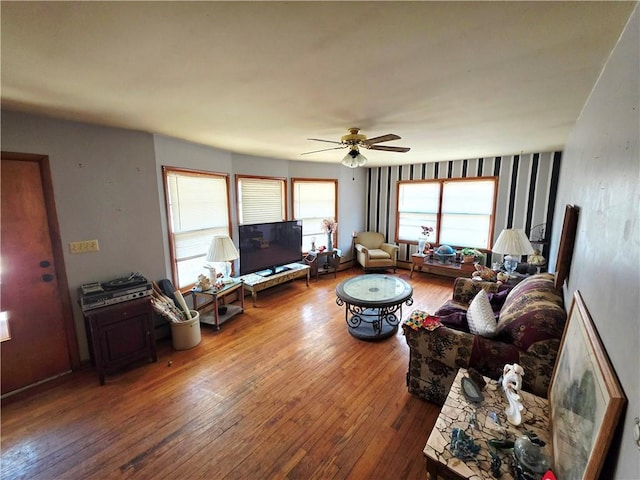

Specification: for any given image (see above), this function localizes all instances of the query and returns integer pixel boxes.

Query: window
[292,178,337,252]
[236,175,286,225]
[396,177,497,249]
[163,167,230,289]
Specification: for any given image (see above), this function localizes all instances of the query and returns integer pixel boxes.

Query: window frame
[395,176,498,250]
[235,174,287,226]
[162,166,232,290]
[291,177,338,253]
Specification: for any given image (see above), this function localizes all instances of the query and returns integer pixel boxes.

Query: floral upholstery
[403,273,565,405]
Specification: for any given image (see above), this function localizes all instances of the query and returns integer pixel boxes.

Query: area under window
[292,178,338,252]
[396,177,497,249]
[163,167,231,289]
[236,175,286,225]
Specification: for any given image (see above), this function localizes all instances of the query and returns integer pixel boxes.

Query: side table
[424,368,550,480]
[304,248,341,280]
[191,278,244,329]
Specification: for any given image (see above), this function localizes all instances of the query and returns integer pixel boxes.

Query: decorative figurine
[502,363,525,426]
[450,428,480,462]
[195,274,212,291]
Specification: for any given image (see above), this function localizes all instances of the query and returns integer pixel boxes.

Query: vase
[327,233,333,251]
[417,236,428,255]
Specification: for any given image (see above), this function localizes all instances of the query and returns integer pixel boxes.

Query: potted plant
[459,248,483,263]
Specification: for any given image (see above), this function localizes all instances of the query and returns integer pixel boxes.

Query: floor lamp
[492,229,534,277]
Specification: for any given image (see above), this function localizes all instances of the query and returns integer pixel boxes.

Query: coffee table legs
[337,301,410,340]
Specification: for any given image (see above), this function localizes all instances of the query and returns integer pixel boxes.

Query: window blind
[237,177,285,225]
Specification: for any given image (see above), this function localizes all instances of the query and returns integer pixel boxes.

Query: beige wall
[552,5,639,478]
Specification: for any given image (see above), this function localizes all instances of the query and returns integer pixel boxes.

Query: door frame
[2,151,80,370]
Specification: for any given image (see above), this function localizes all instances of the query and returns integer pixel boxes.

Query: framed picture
[554,204,578,290]
[549,291,626,479]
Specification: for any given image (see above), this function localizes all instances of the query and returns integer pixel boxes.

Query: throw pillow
[467,289,499,337]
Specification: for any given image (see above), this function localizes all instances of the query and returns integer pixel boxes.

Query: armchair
[354,232,399,272]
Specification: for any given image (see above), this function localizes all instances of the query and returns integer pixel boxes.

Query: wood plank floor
[1,269,453,480]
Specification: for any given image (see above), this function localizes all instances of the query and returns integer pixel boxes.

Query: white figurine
[502,363,525,426]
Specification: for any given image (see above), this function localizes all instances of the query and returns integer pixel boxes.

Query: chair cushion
[367,248,391,259]
[466,289,499,337]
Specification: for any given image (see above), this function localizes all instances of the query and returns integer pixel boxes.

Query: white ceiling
[1,2,635,167]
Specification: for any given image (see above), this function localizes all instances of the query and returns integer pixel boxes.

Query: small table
[304,249,342,280]
[335,274,413,340]
[424,369,550,480]
[191,278,245,329]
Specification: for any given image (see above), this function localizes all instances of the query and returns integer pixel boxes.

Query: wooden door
[1,153,79,395]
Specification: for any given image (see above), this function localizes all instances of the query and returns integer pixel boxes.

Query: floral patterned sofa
[402,273,566,405]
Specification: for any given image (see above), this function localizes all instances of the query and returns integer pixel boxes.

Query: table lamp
[492,229,534,277]
[206,235,239,284]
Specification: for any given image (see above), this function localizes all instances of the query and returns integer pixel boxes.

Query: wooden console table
[240,263,310,307]
[410,254,476,279]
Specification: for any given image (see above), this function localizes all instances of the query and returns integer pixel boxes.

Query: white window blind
[440,180,495,247]
[237,177,285,225]
[397,181,439,242]
[396,178,496,249]
[292,179,337,252]
[164,169,230,288]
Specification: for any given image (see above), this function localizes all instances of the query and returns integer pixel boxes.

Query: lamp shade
[341,147,367,168]
[206,235,239,262]
[492,229,535,255]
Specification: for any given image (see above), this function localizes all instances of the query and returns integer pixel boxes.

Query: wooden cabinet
[84,297,157,385]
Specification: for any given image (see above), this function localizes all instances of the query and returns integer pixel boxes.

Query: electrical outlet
[69,240,100,254]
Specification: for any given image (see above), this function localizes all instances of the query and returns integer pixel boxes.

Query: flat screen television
[238,220,303,276]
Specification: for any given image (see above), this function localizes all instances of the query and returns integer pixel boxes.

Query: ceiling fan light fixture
[341,147,367,168]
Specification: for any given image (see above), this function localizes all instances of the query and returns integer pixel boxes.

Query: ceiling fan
[301,128,410,168]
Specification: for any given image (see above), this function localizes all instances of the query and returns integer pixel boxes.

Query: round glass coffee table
[335,274,413,340]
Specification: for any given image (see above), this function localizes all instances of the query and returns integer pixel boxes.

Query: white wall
[2,112,167,360]
[1,122,367,360]
[551,5,639,478]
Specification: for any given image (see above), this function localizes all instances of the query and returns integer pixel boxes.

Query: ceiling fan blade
[367,145,411,153]
[307,138,343,145]
[301,145,347,155]
[362,134,401,145]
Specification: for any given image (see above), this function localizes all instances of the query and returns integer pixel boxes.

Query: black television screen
[238,220,303,276]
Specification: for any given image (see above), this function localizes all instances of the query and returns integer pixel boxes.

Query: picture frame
[549,291,626,479]
[554,204,578,290]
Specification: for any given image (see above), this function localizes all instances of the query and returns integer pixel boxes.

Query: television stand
[255,265,291,277]
[240,263,310,307]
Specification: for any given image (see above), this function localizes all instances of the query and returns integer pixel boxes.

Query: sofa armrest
[403,324,475,371]
[355,243,369,257]
[518,338,562,398]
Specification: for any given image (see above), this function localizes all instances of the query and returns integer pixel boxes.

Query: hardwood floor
[1,269,453,480]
